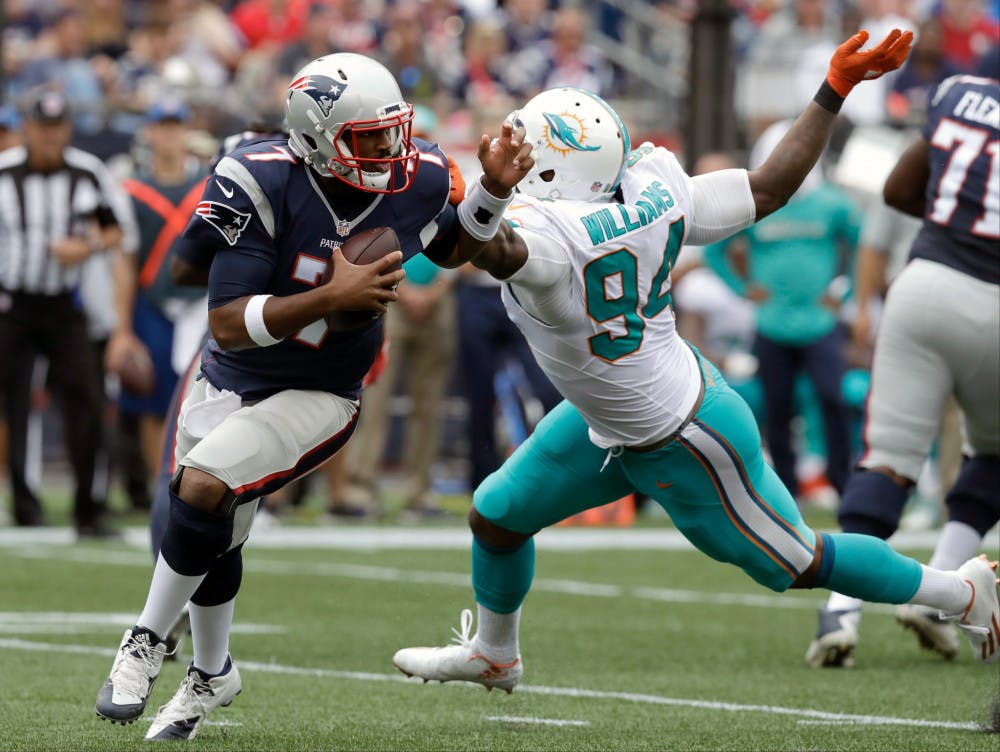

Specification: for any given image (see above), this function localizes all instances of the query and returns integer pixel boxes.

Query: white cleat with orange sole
[950,555,1000,664]
[393,609,522,694]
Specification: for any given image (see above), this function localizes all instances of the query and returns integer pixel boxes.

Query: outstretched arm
[433,122,533,274]
[748,29,913,221]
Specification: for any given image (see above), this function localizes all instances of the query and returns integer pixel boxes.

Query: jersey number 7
[583,217,685,362]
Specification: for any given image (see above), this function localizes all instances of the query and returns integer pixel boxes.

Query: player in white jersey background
[392,29,1000,693]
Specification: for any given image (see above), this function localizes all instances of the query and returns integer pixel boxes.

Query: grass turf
[1,506,998,752]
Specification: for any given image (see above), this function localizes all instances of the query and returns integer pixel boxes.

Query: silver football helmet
[285,53,418,193]
[507,87,631,202]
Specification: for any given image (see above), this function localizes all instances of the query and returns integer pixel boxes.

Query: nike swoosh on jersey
[655,481,674,489]
[216,180,235,198]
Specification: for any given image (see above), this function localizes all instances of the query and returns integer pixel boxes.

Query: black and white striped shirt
[0,145,136,295]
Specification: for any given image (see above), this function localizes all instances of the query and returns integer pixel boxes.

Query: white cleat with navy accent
[949,555,1000,664]
[805,606,861,668]
[145,657,242,741]
[95,627,168,723]
[393,609,522,694]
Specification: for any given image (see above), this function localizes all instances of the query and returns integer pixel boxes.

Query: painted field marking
[0,638,981,732]
[486,715,591,727]
[0,612,284,635]
[3,545,895,614]
[0,526,950,551]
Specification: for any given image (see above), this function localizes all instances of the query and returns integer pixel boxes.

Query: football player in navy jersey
[807,74,1000,667]
[95,52,535,740]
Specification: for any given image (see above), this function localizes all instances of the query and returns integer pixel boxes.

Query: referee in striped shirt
[0,88,136,538]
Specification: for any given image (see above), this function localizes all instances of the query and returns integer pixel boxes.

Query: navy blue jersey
[910,75,1000,283]
[180,134,457,401]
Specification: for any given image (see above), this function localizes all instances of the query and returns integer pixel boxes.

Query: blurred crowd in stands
[0,0,997,530]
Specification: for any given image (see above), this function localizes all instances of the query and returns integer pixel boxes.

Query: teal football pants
[472,352,922,614]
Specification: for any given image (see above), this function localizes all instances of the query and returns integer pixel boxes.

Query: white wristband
[243,294,282,347]
[457,177,515,242]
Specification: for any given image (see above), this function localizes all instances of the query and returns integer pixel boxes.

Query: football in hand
[117,345,155,397]
[322,226,403,332]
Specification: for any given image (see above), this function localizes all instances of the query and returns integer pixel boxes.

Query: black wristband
[813,80,845,114]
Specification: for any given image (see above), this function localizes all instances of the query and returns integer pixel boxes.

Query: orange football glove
[826,28,914,98]
[446,155,467,207]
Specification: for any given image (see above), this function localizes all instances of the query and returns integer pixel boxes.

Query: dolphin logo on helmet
[542,112,600,153]
[509,87,630,202]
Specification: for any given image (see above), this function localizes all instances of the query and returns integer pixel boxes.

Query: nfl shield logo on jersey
[336,219,351,237]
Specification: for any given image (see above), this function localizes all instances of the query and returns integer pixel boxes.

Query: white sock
[908,564,973,615]
[138,555,207,640]
[928,521,982,571]
[474,604,520,664]
[825,592,863,612]
[190,599,235,676]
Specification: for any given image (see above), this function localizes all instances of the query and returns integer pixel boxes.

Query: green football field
[1,508,998,752]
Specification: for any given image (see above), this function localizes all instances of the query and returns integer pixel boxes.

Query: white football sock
[928,521,983,571]
[825,591,863,612]
[137,555,206,640]
[190,598,235,676]
[909,564,973,615]
[475,604,520,664]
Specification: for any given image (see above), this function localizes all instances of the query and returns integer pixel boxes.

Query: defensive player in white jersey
[393,29,1000,693]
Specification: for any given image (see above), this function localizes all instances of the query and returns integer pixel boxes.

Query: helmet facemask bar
[323,104,419,193]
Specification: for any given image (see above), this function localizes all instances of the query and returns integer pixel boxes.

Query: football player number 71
[584,217,685,362]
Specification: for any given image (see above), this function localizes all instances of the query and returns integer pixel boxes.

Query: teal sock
[472,537,534,615]
[818,533,922,604]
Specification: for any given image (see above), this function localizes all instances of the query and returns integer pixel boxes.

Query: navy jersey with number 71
[909,75,999,283]
[180,134,457,402]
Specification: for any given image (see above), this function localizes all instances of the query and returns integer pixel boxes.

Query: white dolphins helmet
[507,87,631,202]
[285,53,419,193]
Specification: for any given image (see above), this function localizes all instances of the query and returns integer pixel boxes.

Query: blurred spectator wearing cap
[107,99,209,504]
[0,88,138,538]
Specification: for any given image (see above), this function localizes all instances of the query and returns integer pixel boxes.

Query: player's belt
[626,366,706,454]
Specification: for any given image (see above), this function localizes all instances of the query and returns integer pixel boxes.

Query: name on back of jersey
[951,88,999,129]
[579,180,676,245]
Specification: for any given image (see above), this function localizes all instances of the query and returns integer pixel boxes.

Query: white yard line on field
[0,611,284,635]
[3,545,895,614]
[485,715,591,727]
[0,637,981,732]
[0,526,951,551]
